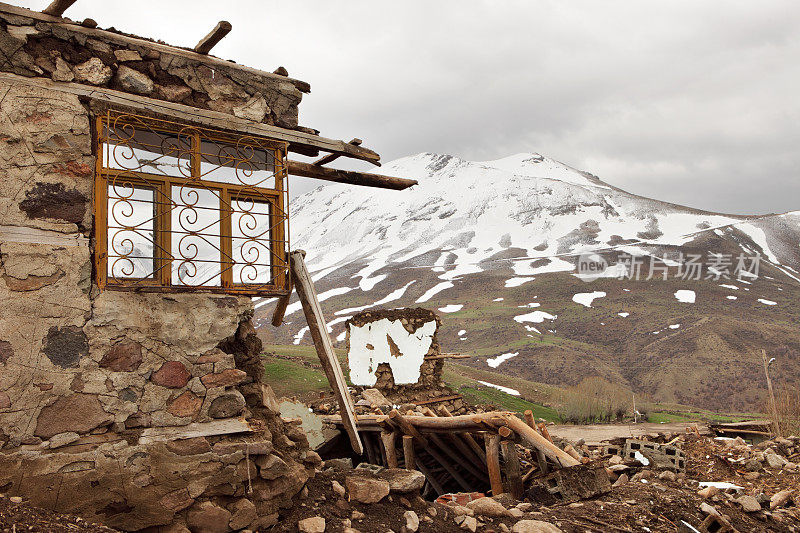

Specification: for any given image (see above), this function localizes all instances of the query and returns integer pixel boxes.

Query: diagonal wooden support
[42,0,77,17]
[195,21,232,55]
[290,250,363,455]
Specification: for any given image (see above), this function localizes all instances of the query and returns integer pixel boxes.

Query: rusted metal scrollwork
[95,110,290,296]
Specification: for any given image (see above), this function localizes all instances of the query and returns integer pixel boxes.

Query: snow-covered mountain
[258,152,800,411]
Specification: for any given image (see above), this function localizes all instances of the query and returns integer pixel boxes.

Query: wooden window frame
[94,110,290,297]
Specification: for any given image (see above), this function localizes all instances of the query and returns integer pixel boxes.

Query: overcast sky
[17,0,800,214]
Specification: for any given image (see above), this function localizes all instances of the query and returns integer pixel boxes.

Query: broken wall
[345,308,467,414]
[0,23,318,532]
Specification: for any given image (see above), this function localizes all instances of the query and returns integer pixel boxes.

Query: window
[95,111,289,296]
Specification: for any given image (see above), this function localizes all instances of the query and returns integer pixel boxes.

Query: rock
[0,391,10,409]
[100,342,143,372]
[700,502,720,518]
[327,458,353,470]
[331,480,346,497]
[458,516,477,532]
[157,84,193,102]
[46,431,79,449]
[612,473,629,487]
[201,369,248,388]
[361,388,390,407]
[516,503,532,511]
[736,495,761,513]
[151,361,191,388]
[186,501,232,533]
[351,510,365,520]
[232,94,269,123]
[208,393,246,418]
[380,469,426,493]
[511,520,563,533]
[298,516,326,533]
[256,454,288,480]
[404,510,419,532]
[168,391,203,418]
[73,58,112,85]
[228,498,257,530]
[658,471,676,482]
[115,65,154,94]
[765,453,788,469]
[466,497,512,518]
[608,455,623,465]
[114,49,142,62]
[345,475,390,504]
[744,459,761,472]
[9,496,22,504]
[743,471,760,481]
[608,464,629,472]
[34,394,112,439]
[697,486,719,499]
[509,508,524,518]
[51,57,74,82]
[770,489,793,510]
[167,437,211,456]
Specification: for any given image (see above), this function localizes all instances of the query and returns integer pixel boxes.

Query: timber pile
[323,408,581,499]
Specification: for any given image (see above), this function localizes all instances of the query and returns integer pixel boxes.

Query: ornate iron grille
[94,110,290,296]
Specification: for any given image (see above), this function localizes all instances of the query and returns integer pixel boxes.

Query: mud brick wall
[0,7,309,129]
[0,77,317,531]
[345,308,464,412]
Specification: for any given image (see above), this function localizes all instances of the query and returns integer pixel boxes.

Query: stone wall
[345,309,466,414]
[0,77,316,531]
[0,6,309,130]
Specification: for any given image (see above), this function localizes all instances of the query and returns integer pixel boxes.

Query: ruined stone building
[0,1,414,530]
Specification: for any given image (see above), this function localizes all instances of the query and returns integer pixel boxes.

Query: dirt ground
[0,493,116,533]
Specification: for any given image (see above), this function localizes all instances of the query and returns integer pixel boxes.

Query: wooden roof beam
[194,21,232,55]
[312,138,380,168]
[42,0,77,17]
[287,160,416,190]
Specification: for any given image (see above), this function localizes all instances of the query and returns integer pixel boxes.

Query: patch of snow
[514,311,557,323]
[487,352,519,368]
[518,302,541,308]
[493,297,504,302]
[505,277,535,288]
[720,284,739,290]
[699,481,743,491]
[525,325,542,334]
[674,290,696,303]
[373,280,415,306]
[669,324,680,329]
[268,286,353,316]
[292,326,309,345]
[416,281,454,303]
[618,312,630,318]
[758,298,777,305]
[477,380,520,396]
[336,331,346,342]
[457,329,466,336]
[727,295,738,300]
[438,304,463,313]
[572,291,606,308]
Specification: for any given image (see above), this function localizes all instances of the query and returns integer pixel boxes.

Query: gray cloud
[17,0,799,214]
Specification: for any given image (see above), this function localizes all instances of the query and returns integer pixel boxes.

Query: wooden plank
[312,139,377,167]
[0,225,88,247]
[0,72,380,165]
[485,433,504,496]
[423,353,472,360]
[524,410,548,475]
[416,461,444,497]
[0,2,311,93]
[381,431,399,468]
[538,422,554,443]
[436,405,487,465]
[287,160,416,190]
[413,394,463,406]
[290,250,363,455]
[402,435,416,470]
[41,0,76,16]
[139,418,251,445]
[195,21,232,55]
[426,441,472,492]
[501,440,524,499]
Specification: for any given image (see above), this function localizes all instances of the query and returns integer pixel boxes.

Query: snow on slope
[260,152,800,312]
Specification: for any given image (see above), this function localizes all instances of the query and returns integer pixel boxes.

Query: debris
[298,516,326,533]
[735,495,761,513]
[511,519,563,533]
[404,510,419,532]
[345,475,390,503]
[465,496,512,518]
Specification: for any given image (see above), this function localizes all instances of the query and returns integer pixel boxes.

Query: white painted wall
[347,319,437,387]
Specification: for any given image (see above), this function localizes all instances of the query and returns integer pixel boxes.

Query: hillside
[256,153,800,412]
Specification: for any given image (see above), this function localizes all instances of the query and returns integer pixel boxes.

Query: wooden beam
[501,440,524,499]
[416,461,444,497]
[388,410,429,447]
[402,435,416,470]
[437,405,487,465]
[287,160,416,190]
[503,416,580,468]
[42,0,76,17]
[290,250,362,455]
[312,139,378,167]
[0,73,380,166]
[139,418,251,445]
[381,430,399,468]
[194,21,232,55]
[271,277,293,326]
[423,353,472,360]
[524,410,548,475]
[485,433,504,496]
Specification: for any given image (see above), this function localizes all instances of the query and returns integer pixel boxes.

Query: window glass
[107,184,156,279]
[199,140,276,189]
[104,126,192,178]
[232,198,272,284]
[171,186,222,286]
